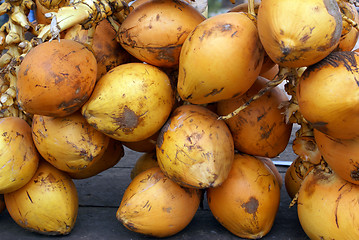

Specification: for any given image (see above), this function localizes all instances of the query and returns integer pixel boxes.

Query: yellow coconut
[118,0,205,68]
[130,151,159,179]
[257,0,342,68]
[216,76,292,158]
[116,167,201,238]
[4,161,78,235]
[31,112,110,173]
[177,12,264,104]
[68,138,124,179]
[297,167,359,239]
[297,51,359,139]
[81,62,175,142]
[207,153,281,239]
[314,129,359,185]
[0,117,39,194]
[156,104,234,188]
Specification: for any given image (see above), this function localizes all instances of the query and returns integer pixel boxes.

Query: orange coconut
[260,64,279,80]
[258,156,283,188]
[257,0,342,68]
[297,51,359,139]
[314,129,359,185]
[297,167,359,239]
[118,0,205,68]
[284,156,316,199]
[17,39,97,117]
[337,25,359,51]
[228,2,276,75]
[217,76,292,158]
[336,1,359,51]
[292,136,322,165]
[177,12,264,104]
[116,167,201,238]
[207,153,281,239]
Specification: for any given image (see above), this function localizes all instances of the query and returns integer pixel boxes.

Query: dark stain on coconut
[122,221,137,231]
[302,51,357,80]
[204,87,224,97]
[59,95,89,114]
[323,0,343,48]
[26,191,33,203]
[304,168,331,197]
[310,121,329,134]
[260,124,275,140]
[241,197,259,214]
[156,118,171,149]
[351,163,359,181]
[113,106,139,132]
[23,65,30,76]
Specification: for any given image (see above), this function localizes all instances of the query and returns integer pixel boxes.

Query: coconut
[297,51,359,139]
[207,153,281,239]
[0,117,39,194]
[116,167,201,237]
[177,12,264,104]
[4,161,78,235]
[17,39,97,117]
[314,129,359,185]
[257,0,342,68]
[297,167,359,239]
[118,0,205,68]
[216,76,292,158]
[31,111,110,173]
[156,104,234,188]
[81,62,175,142]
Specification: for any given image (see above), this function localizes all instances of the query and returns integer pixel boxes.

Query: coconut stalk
[36,0,130,41]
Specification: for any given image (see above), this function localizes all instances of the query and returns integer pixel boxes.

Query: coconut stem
[247,0,256,17]
[341,13,359,32]
[218,67,293,121]
[289,192,298,208]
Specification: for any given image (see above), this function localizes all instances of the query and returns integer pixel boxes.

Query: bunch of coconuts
[0,0,358,239]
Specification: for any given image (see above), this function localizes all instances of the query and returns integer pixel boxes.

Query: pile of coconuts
[0,0,358,239]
